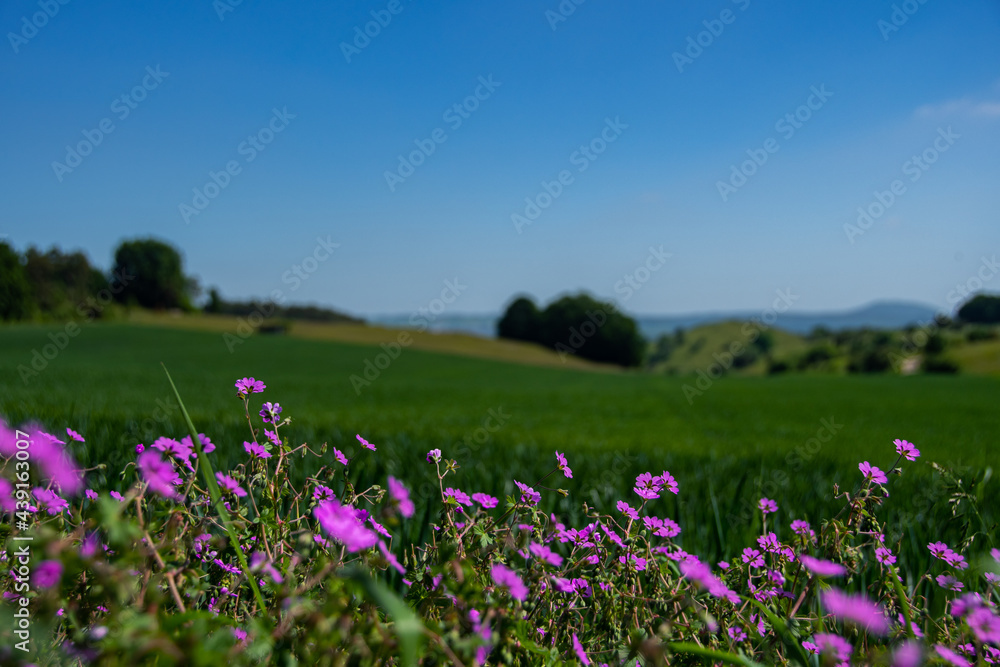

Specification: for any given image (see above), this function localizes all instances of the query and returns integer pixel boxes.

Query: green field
[1,321,997,567]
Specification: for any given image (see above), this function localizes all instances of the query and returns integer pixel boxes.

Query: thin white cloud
[915,95,1000,119]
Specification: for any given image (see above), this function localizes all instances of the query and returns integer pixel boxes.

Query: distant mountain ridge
[368,300,942,339]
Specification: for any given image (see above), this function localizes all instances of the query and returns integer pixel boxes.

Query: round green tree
[112,238,192,310]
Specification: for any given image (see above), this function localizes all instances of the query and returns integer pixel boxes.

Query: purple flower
[232,627,248,643]
[244,441,272,459]
[934,645,972,667]
[728,626,747,642]
[332,447,348,465]
[216,473,247,497]
[444,487,473,508]
[617,500,638,520]
[135,444,145,454]
[800,555,847,577]
[812,633,852,663]
[28,426,84,495]
[936,574,964,591]
[894,438,920,461]
[514,480,540,506]
[491,563,527,601]
[2,480,24,512]
[110,491,125,502]
[572,633,591,665]
[263,430,280,446]
[259,402,282,424]
[181,434,215,454]
[929,541,952,558]
[822,589,889,635]
[555,451,572,478]
[859,461,888,485]
[314,499,378,553]
[758,497,777,514]
[643,515,681,538]
[66,427,85,442]
[152,436,193,462]
[679,559,739,602]
[426,448,441,463]
[472,492,498,508]
[657,470,679,494]
[33,487,69,515]
[892,641,923,667]
[742,547,764,568]
[34,560,62,589]
[619,553,648,571]
[529,542,563,567]
[633,472,660,500]
[875,546,896,565]
[356,434,375,451]
[387,476,414,518]
[137,450,181,499]
[313,484,335,502]
[791,519,815,540]
[967,606,1000,644]
[928,541,969,569]
[235,377,265,398]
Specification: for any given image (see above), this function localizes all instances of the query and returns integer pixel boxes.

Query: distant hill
[368,301,941,339]
[636,300,941,338]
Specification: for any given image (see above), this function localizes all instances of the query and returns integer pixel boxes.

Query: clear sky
[2,1,999,318]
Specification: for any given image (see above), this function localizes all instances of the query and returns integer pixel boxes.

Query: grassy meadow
[1,319,997,570]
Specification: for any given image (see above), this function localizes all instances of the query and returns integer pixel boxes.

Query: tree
[957,294,1000,324]
[112,239,191,310]
[497,296,543,343]
[538,293,645,367]
[0,242,33,321]
[23,245,108,317]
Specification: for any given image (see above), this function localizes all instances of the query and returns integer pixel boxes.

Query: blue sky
[2,0,999,318]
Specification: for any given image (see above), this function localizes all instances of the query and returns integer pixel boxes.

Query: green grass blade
[747,597,811,666]
[889,566,916,638]
[161,364,266,612]
[347,568,423,667]
[668,641,765,667]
